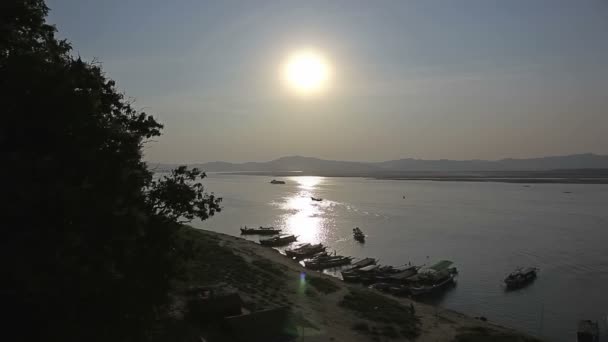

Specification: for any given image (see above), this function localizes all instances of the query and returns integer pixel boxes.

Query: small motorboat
[311,197,323,201]
[259,234,297,247]
[270,179,285,184]
[504,267,538,289]
[240,226,281,235]
[353,227,365,243]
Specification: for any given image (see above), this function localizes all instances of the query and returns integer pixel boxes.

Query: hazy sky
[47,0,608,163]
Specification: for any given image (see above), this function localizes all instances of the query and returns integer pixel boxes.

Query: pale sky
[47,0,608,163]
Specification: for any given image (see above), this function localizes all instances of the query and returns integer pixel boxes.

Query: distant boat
[259,234,297,247]
[504,267,538,289]
[270,179,285,184]
[577,320,599,342]
[353,227,365,243]
[240,226,281,235]
[311,197,323,201]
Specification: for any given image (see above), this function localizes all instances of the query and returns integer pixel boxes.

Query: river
[191,174,608,341]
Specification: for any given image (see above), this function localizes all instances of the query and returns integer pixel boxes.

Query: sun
[281,49,331,95]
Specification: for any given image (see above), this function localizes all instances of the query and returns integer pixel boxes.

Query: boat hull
[409,274,456,296]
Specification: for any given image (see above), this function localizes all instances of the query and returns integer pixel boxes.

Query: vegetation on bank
[173,227,290,311]
[340,289,420,339]
[3,1,220,340]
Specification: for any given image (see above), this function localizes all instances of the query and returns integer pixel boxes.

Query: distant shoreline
[205,170,608,184]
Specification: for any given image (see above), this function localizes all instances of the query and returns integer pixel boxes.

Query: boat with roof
[406,260,458,296]
[240,226,281,235]
[259,234,297,247]
[504,267,538,289]
[285,243,326,259]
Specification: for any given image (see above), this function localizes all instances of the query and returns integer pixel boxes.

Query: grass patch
[307,276,341,294]
[454,327,542,342]
[251,259,288,276]
[352,322,369,332]
[171,227,287,298]
[340,289,419,338]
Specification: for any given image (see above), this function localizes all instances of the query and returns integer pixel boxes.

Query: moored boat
[341,264,380,282]
[240,226,282,235]
[345,257,377,270]
[285,243,326,259]
[504,267,538,289]
[304,255,352,270]
[259,234,297,247]
[409,271,456,296]
[406,260,458,296]
[270,179,285,184]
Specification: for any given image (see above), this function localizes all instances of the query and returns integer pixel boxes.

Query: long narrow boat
[311,197,323,201]
[342,257,377,271]
[341,264,380,282]
[504,267,538,289]
[259,234,297,247]
[240,226,281,235]
[304,256,352,270]
[285,243,326,259]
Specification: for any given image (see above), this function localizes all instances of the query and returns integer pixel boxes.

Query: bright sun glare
[282,49,331,96]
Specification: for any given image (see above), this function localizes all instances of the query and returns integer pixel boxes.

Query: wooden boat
[341,264,380,282]
[311,197,323,201]
[504,267,538,289]
[240,226,281,235]
[304,256,352,270]
[285,243,326,259]
[577,320,599,342]
[406,260,457,296]
[346,257,377,270]
[259,234,297,247]
[270,179,285,184]
[409,272,456,296]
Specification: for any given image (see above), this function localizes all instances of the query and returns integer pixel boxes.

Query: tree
[1,1,221,340]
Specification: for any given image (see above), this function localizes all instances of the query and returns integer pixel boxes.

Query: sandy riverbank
[172,226,541,342]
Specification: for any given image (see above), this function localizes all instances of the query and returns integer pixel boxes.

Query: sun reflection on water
[277,176,333,244]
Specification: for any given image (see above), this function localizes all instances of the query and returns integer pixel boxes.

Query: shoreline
[172,226,542,341]
[203,171,608,184]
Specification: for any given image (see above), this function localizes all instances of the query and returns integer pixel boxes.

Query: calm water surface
[192,174,608,341]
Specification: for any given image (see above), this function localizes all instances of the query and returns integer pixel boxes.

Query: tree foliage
[1,1,221,340]
[148,166,222,223]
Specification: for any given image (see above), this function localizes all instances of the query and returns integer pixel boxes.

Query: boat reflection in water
[278,176,333,245]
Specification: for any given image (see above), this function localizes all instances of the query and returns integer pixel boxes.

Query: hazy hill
[149,153,608,173]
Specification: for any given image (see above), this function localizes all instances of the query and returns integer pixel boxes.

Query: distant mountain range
[149,153,608,174]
